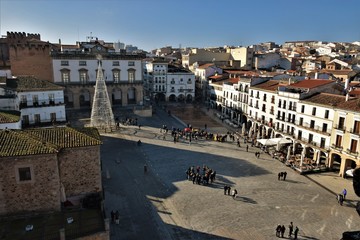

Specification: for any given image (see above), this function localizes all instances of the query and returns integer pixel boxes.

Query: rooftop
[252,80,282,92]
[6,76,64,92]
[302,93,360,112]
[0,127,101,157]
[288,79,334,89]
[0,110,21,123]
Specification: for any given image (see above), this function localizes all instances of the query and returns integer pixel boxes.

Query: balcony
[334,124,346,132]
[349,128,360,136]
[19,99,65,109]
[346,148,358,157]
[331,144,343,151]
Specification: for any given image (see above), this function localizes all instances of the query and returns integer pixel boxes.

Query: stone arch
[112,88,122,105]
[239,84,243,92]
[169,94,176,102]
[79,89,91,107]
[275,133,283,138]
[178,94,185,102]
[155,93,166,102]
[127,87,136,104]
[267,128,274,138]
[304,146,315,160]
[186,94,193,103]
[294,143,303,155]
[330,153,342,173]
[318,151,327,165]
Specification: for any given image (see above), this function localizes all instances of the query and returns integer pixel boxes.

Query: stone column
[72,89,80,109]
[122,87,128,106]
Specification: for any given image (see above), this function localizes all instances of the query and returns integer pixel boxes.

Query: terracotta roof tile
[198,63,214,69]
[0,111,21,123]
[289,79,334,89]
[302,93,360,112]
[0,127,102,157]
[7,76,64,92]
[252,80,282,92]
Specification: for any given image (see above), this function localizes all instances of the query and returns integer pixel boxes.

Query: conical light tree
[90,56,115,131]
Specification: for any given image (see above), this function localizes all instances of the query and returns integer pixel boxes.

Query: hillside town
[1,31,360,239]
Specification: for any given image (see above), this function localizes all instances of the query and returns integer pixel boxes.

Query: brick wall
[59,146,102,197]
[0,154,61,215]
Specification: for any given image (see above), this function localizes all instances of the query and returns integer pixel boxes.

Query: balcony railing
[331,144,343,151]
[334,124,346,132]
[19,99,64,109]
[349,128,360,136]
[346,148,358,156]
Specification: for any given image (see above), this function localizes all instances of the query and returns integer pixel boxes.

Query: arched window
[112,68,120,83]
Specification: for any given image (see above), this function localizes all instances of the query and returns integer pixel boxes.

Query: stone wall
[0,154,61,215]
[59,146,102,197]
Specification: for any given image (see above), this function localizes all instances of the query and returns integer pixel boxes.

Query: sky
[1,0,360,51]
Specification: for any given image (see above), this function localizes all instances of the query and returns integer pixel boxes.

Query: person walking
[294,226,299,239]
[224,185,228,195]
[246,145,249,152]
[288,222,293,238]
[278,172,281,180]
[343,188,347,200]
[227,186,231,195]
[283,171,287,181]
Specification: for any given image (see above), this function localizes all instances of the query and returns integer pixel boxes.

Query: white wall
[0,121,21,129]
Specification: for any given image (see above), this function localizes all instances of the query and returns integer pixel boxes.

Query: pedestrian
[343,188,347,200]
[138,124,141,129]
[232,189,238,199]
[280,225,286,238]
[288,222,293,238]
[254,152,257,158]
[227,186,231,195]
[280,172,283,180]
[257,152,261,158]
[144,164,147,173]
[224,185,228,195]
[294,226,299,239]
[115,210,120,224]
[276,224,281,237]
[338,194,344,206]
[246,145,249,152]
[192,174,196,184]
[205,124,207,130]
[278,172,281,181]
[237,139,240,147]
[283,171,287,181]
[111,210,115,223]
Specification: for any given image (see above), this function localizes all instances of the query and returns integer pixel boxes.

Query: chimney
[345,78,349,90]
[346,93,349,102]
[315,72,318,79]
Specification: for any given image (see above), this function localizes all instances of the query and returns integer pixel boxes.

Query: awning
[256,138,292,146]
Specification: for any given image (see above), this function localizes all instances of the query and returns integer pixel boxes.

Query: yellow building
[329,95,360,177]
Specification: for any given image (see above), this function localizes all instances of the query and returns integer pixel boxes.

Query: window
[263,94,267,101]
[301,105,305,113]
[353,120,360,134]
[128,61,135,66]
[18,167,32,181]
[49,93,55,105]
[310,120,315,129]
[335,135,342,146]
[320,138,325,148]
[338,117,345,129]
[128,69,135,82]
[322,123,328,133]
[298,130,302,140]
[32,95,39,106]
[325,110,329,119]
[299,117,303,126]
[79,69,88,83]
[112,69,120,83]
[278,100,281,107]
[309,134,313,143]
[22,115,29,126]
[50,112,56,122]
[34,114,41,124]
[312,107,316,116]
[61,69,70,83]
[350,139,358,152]
[283,101,286,109]
[79,61,87,66]
[61,61,69,66]
[113,61,120,66]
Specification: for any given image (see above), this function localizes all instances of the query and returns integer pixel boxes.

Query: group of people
[186,165,216,185]
[224,185,238,199]
[336,188,347,206]
[277,171,287,181]
[276,222,299,239]
[110,210,120,224]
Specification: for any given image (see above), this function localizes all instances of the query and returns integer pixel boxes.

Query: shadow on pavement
[234,196,257,204]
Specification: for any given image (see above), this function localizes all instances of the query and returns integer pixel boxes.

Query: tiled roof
[208,75,224,80]
[6,76,64,92]
[198,63,214,69]
[320,69,353,75]
[25,127,102,149]
[0,127,102,157]
[0,111,21,123]
[289,79,334,89]
[252,80,282,92]
[0,130,57,157]
[302,93,360,112]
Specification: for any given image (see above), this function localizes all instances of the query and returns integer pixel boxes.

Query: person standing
[232,189,238,199]
[288,222,293,238]
[294,226,299,239]
[343,188,347,200]
[227,186,231,195]
[224,185,228,195]
[246,145,249,152]
[278,172,281,181]
[280,225,286,238]
[283,171,287,181]
[276,224,281,237]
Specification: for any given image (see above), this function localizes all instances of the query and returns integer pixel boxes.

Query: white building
[2,76,66,127]
[0,111,21,129]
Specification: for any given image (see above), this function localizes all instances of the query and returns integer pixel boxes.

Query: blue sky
[1,0,359,51]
